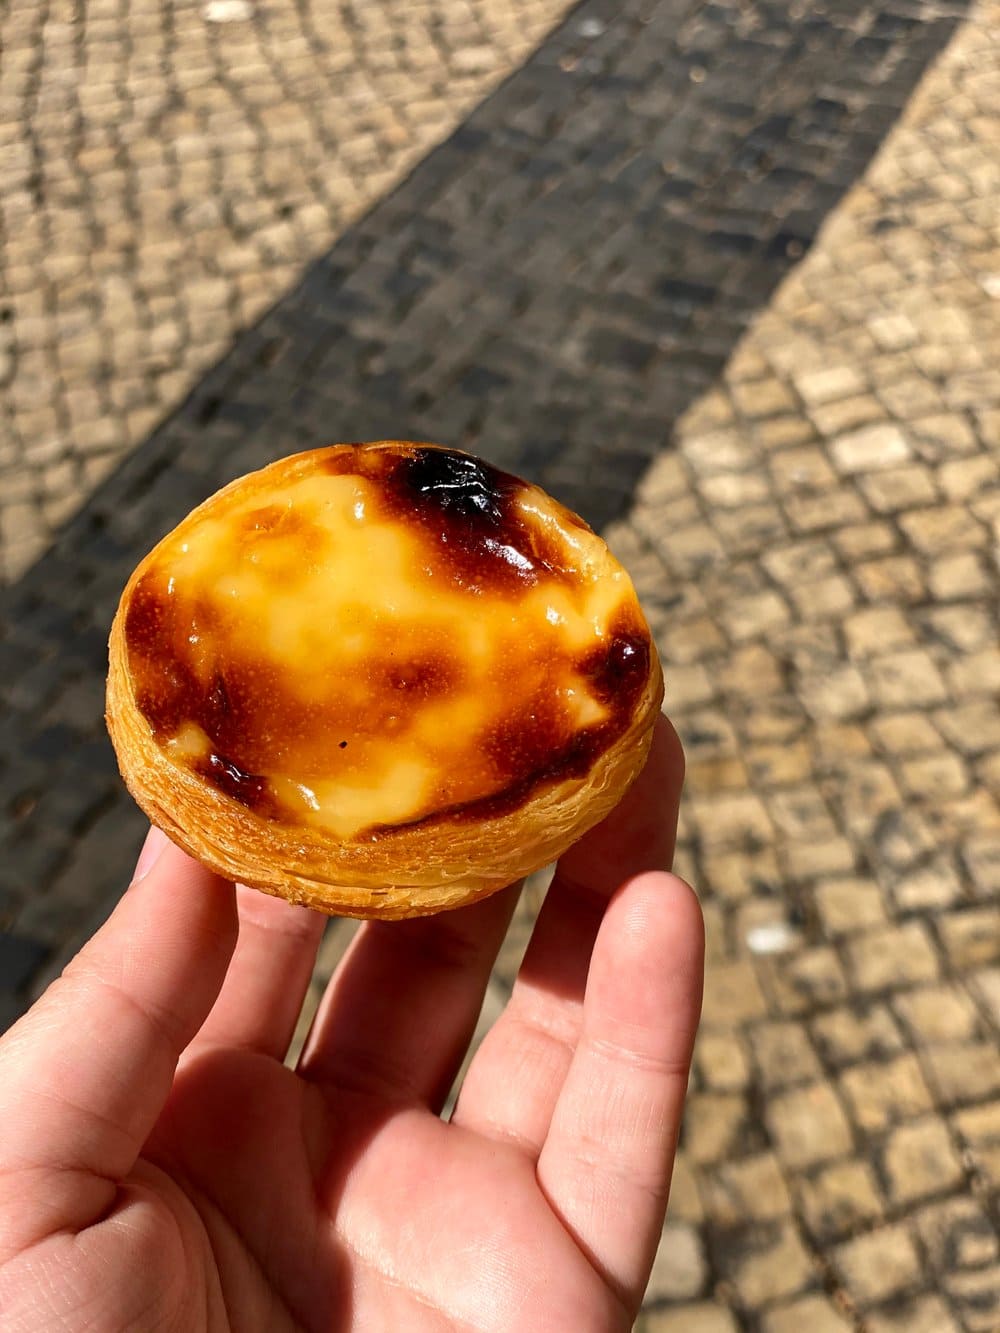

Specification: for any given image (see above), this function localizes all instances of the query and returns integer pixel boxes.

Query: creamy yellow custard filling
[123,443,652,840]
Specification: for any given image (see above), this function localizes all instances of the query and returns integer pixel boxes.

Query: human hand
[0,717,702,1332]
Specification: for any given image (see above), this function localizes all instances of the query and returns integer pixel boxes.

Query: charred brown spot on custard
[580,623,652,708]
[484,611,650,787]
[483,687,569,785]
[370,613,653,837]
[379,446,576,595]
[123,569,169,656]
[124,570,288,816]
[124,581,465,818]
[193,751,284,820]
[123,573,188,739]
[316,442,581,595]
[125,574,227,742]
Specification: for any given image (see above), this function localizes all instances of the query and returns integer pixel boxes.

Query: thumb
[0,830,236,1255]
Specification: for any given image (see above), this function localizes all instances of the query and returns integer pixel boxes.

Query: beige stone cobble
[682,1093,753,1167]
[866,649,949,709]
[854,553,928,603]
[760,1294,852,1333]
[840,1054,935,1134]
[929,549,996,599]
[693,1032,750,1093]
[843,922,942,994]
[756,946,850,1016]
[937,907,1000,969]
[865,1295,962,1333]
[767,445,839,494]
[797,1158,886,1243]
[869,711,943,755]
[698,965,768,1023]
[830,421,912,473]
[922,1042,1000,1108]
[891,855,965,913]
[645,1222,708,1303]
[812,876,887,936]
[747,1020,823,1091]
[766,1083,854,1169]
[970,966,1000,1028]
[810,1005,904,1069]
[699,848,781,904]
[808,392,887,436]
[700,1152,793,1227]
[953,1101,1000,1190]
[833,1224,923,1308]
[831,519,896,560]
[789,837,858,890]
[900,502,990,553]
[916,1196,999,1271]
[745,738,813,786]
[796,665,870,723]
[963,834,1000,898]
[899,750,970,799]
[947,647,1000,700]
[725,1219,817,1307]
[856,463,939,512]
[945,1267,1000,1333]
[688,791,775,854]
[880,1117,966,1204]
[937,701,1000,757]
[666,1152,703,1225]
[641,1303,739,1333]
[843,606,915,658]
[893,984,985,1045]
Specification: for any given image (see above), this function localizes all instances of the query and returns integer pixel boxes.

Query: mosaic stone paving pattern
[1,0,998,1329]
[0,0,578,580]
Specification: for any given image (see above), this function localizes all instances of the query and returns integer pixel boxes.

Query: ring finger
[451,714,684,1153]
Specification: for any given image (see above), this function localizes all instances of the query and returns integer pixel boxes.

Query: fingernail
[133,826,169,883]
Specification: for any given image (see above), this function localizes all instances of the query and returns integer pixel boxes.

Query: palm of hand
[0,721,701,1333]
[76,1053,623,1332]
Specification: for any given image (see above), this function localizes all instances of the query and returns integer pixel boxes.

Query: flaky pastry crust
[106,443,663,918]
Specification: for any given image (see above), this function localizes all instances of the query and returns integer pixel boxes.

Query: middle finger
[297,883,520,1110]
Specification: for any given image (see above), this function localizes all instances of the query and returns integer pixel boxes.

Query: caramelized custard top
[123,443,652,840]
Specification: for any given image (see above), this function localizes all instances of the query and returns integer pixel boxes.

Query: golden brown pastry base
[108,621,662,918]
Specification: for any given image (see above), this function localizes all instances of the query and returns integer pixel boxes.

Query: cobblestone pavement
[618,9,1000,1326]
[0,0,576,582]
[1,0,998,1329]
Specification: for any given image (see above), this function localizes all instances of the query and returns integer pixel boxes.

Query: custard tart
[107,442,663,918]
